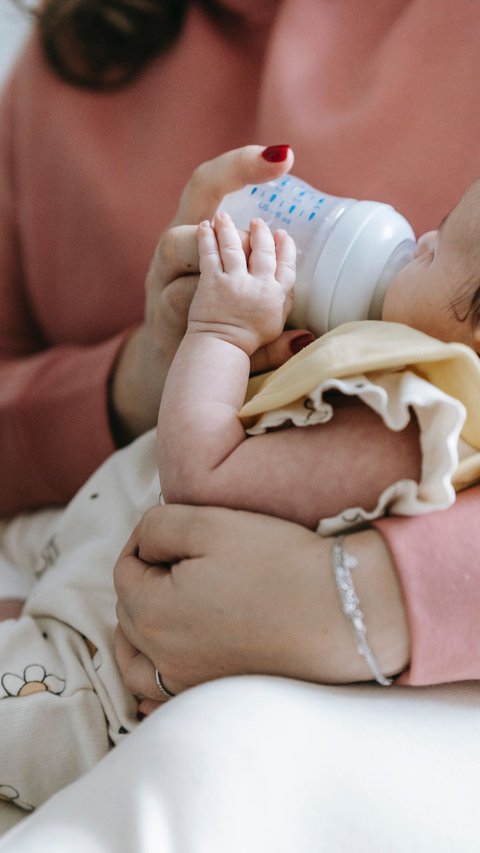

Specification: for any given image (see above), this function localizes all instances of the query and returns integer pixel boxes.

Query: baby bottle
[219,175,416,336]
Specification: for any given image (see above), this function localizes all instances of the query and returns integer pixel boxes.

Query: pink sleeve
[0,12,272,516]
[0,334,129,517]
[0,73,128,516]
[373,486,480,685]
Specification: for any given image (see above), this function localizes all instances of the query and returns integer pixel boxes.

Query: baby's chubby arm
[158,211,296,498]
[158,213,421,528]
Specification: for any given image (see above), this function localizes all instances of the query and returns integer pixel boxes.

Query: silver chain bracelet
[332,535,393,687]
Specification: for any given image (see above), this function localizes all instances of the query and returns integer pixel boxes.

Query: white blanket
[0,675,479,850]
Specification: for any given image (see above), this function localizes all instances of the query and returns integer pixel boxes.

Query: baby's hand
[188,211,296,355]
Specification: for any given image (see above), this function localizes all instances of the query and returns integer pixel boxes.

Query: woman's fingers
[113,539,186,699]
[172,145,294,225]
[114,623,155,700]
[137,698,164,716]
[113,526,173,649]
[151,224,202,287]
[114,624,183,702]
[123,504,212,565]
[250,328,315,373]
[114,506,207,652]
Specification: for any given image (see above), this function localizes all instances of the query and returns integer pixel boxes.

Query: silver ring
[155,668,175,700]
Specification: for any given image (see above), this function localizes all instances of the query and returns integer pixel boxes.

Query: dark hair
[23,0,190,90]
[452,281,480,331]
[14,0,248,90]
[469,286,480,329]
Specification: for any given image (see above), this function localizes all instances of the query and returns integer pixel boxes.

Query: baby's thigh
[0,508,62,600]
[0,615,110,813]
[0,801,25,839]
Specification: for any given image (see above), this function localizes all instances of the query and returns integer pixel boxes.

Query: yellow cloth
[242,321,480,492]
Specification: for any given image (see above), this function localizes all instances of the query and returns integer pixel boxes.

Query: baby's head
[382,178,480,353]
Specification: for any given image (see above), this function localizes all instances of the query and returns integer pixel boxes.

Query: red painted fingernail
[261,145,291,163]
[290,332,315,354]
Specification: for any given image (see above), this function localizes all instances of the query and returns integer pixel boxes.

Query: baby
[158,178,480,533]
[2,176,480,815]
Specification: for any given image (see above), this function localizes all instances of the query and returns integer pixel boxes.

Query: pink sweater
[1,0,479,684]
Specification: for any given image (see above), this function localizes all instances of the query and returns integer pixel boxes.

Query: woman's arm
[0,81,303,516]
[0,75,130,515]
[373,483,480,685]
[114,504,410,700]
[115,490,480,700]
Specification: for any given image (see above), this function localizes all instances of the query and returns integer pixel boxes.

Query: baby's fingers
[248,218,277,279]
[274,229,296,293]
[197,220,222,278]
[213,211,247,274]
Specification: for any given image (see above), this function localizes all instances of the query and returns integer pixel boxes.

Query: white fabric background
[1,676,480,851]
[0,0,32,88]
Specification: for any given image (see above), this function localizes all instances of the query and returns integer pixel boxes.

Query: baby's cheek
[381,279,404,322]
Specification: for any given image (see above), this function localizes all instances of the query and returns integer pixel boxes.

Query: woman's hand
[109,145,311,441]
[114,505,410,709]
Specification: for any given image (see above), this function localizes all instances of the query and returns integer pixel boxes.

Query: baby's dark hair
[467,286,480,329]
[14,0,246,90]
[445,178,480,336]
